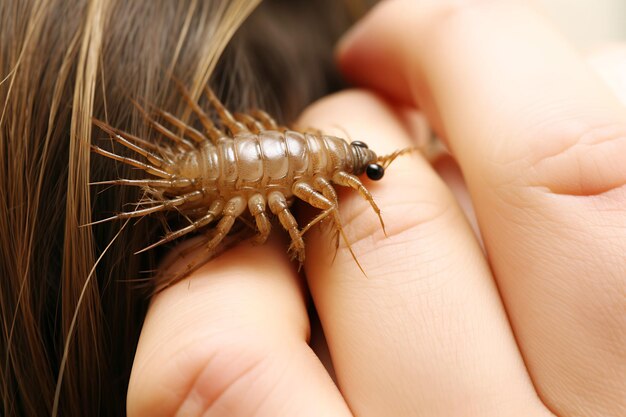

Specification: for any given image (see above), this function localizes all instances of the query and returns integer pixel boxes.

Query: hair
[0,1,373,415]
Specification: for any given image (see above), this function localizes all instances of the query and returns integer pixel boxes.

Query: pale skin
[126,1,626,416]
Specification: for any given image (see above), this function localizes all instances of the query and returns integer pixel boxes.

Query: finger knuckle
[529,121,626,198]
[128,337,282,417]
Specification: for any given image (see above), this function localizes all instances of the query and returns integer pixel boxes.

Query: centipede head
[350,141,415,181]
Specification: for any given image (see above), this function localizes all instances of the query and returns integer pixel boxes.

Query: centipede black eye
[351,141,368,149]
[366,163,384,181]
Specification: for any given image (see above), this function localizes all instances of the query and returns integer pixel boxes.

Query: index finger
[338,1,626,415]
[127,239,351,417]
[339,0,626,196]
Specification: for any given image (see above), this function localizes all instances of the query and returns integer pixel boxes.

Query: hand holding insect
[127,1,626,416]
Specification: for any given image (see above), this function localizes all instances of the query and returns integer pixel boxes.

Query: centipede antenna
[377,147,417,169]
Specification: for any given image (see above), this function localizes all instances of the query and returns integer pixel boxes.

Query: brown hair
[0,1,371,415]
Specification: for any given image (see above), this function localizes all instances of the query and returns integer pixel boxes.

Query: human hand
[127,1,626,416]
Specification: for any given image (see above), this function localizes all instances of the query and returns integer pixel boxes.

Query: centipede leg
[136,199,225,254]
[87,190,203,226]
[292,181,365,274]
[234,112,264,134]
[90,178,193,188]
[168,196,245,276]
[250,109,287,132]
[248,193,271,244]
[90,145,173,178]
[172,80,223,143]
[205,195,247,251]
[93,118,173,168]
[204,87,247,135]
[94,121,160,151]
[155,108,209,145]
[158,197,243,282]
[131,99,196,150]
[313,177,341,251]
[153,232,241,294]
[268,191,305,264]
[333,171,386,236]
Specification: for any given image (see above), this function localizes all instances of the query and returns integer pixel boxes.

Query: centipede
[90,84,410,290]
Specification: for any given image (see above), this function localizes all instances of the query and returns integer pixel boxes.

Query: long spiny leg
[136,199,225,254]
[300,207,335,236]
[87,190,203,226]
[90,145,173,178]
[176,206,210,218]
[131,99,196,150]
[93,119,173,170]
[313,177,341,250]
[250,109,287,132]
[154,108,207,145]
[314,177,339,211]
[299,178,339,236]
[204,87,247,135]
[172,79,223,143]
[268,191,305,264]
[292,181,365,274]
[247,193,271,244]
[165,199,247,265]
[154,231,244,294]
[205,195,247,251]
[93,118,162,152]
[333,171,386,236]
[90,178,193,188]
[234,112,264,134]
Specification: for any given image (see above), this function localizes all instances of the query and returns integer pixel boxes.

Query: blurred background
[538,0,626,48]
[535,0,626,105]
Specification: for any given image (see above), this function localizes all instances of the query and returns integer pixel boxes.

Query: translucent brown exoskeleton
[90,85,410,291]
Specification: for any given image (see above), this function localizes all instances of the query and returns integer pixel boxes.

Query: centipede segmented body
[91,85,408,288]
